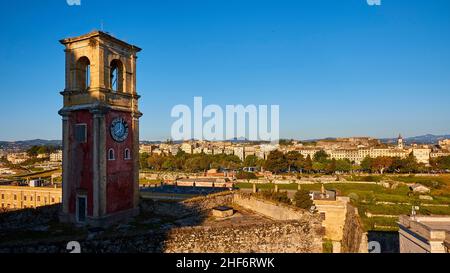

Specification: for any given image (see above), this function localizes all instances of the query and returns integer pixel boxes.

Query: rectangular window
[24,196,27,201]
[37,196,41,202]
[76,196,87,223]
[75,124,87,143]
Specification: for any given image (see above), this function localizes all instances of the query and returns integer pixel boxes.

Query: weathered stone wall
[0,191,325,253]
[164,220,323,253]
[341,204,368,253]
[232,193,306,220]
[314,197,349,242]
[0,219,324,253]
[182,191,234,212]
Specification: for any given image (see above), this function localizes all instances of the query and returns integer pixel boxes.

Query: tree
[335,159,352,173]
[326,159,337,174]
[402,153,419,173]
[139,152,150,169]
[243,155,260,168]
[264,150,287,174]
[293,190,313,210]
[372,156,393,174]
[304,155,313,173]
[312,162,326,173]
[286,151,302,173]
[313,150,329,163]
[361,156,374,173]
[236,171,257,181]
[430,156,450,171]
[147,154,166,171]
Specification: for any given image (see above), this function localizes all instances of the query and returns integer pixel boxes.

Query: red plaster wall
[68,110,94,216]
[105,110,134,214]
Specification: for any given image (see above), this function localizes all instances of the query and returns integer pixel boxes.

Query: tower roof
[60,31,142,52]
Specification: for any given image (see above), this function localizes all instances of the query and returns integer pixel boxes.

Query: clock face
[110,117,129,142]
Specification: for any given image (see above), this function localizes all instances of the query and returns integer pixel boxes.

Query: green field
[235,175,450,231]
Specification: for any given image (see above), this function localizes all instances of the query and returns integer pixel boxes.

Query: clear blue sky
[1,0,450,141]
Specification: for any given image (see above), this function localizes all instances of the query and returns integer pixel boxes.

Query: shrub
[259,190,291,205]
[293,190,313,210]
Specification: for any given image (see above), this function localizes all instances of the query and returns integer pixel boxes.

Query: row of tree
[140,149,450,174]
[26,145,60,157]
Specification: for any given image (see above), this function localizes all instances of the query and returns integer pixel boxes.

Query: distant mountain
[380,134,450,145]
[0,139,62,150]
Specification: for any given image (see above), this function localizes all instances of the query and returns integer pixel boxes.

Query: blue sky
[0,0,450,141]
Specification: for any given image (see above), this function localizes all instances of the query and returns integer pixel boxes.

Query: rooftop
[60,31,142,52]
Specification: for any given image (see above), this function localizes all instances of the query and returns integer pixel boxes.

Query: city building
[50,150,63,162]
[6,153,30,165]
[180,143,193,154]
[439,139,450,150]
[0,185,62,210]
[411,147,431,165]
[398,215,450,253]
[139,144,153,154]
[58,31,142,226]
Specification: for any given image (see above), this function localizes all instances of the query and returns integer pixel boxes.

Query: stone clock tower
[58,31,142,226]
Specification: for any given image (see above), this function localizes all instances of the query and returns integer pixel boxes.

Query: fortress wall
[164,220,323,253]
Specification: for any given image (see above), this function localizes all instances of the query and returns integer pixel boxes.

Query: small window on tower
[108,149,115,161]
[124,148,131,160]
[75,124,87,143]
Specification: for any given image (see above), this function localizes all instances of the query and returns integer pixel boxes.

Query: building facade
[0,186,62,210]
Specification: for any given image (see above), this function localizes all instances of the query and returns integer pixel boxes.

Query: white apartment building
[49,150,63,162]
[411,147,432,165]
[233,147,245,161]
[180,143,193,154]
[139,144,153,154]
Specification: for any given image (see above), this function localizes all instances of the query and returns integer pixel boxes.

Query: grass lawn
[139,179,163,185]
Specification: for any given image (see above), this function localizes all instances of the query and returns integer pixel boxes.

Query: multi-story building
[6,153,30,165]
[193,147,203,154]
[0,185,62,210]
[439,139,450,150]
[139,144,153,154]
[298,148,322,159]
[169,145,180,155]
[224,146,234,155]
[411,147,432,165]
[180,143,193,154]
[233,147,245,161]
[49,150,63,162]
[430,151,450,158]
[328,149,360,163]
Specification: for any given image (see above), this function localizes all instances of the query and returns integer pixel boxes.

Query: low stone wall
[232,193,306,221]
[341,204,368,253]
[164,220,323,253]
[182,191,234,212]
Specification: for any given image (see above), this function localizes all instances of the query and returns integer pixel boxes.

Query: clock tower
[58,31,142,226]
